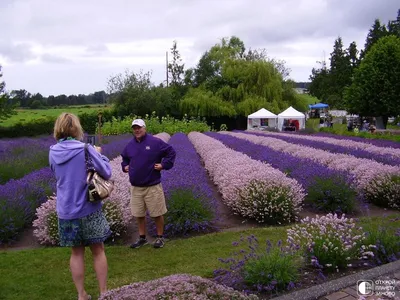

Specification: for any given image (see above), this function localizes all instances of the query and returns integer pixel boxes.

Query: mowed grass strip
[0,105,110,127]
[1,215,399,300]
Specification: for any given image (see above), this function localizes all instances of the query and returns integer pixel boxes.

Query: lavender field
[2,130,400,246]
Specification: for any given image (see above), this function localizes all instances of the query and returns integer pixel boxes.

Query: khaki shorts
[130,183,167,218]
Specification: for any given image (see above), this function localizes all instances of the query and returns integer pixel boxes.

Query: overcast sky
[1,0,398,96]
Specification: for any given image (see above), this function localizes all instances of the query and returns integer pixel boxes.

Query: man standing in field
[121,119,176,249]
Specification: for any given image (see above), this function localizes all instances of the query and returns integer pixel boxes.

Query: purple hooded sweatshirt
[49,140,112,220]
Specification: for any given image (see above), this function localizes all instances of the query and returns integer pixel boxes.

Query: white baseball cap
[131,119,146,128]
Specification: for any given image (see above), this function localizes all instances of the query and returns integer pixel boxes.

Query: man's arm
[121,145,130,173]
[160,141,176,170]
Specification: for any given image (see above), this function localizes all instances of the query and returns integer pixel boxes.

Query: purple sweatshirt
[49,140,112,220]
[121,133,176,187]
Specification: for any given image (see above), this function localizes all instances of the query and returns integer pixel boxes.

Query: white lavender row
[245,130,400,166]
[225,131,400,209]
[188,132,305,224]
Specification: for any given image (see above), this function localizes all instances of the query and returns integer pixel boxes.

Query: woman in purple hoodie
[49,113,112,300]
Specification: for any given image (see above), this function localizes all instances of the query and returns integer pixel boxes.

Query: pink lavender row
[314,132,400,149]
[225,131,400,209]
[0,134,134,245]
[243,130,400,166]
[188,132,305,224]
[205,131,356,212]
[159,132,219,236]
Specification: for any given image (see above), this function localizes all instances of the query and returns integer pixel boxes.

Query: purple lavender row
[313,132,400,149]
[0,134,132,185]
[0,135,133,244]
[205,132,355,206]
[224,131,400,209]
[188,132,305,224]
[160,133,218,236]
[241,130,400,166]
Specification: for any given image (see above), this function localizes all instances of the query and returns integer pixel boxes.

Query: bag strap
[84,143,95,172]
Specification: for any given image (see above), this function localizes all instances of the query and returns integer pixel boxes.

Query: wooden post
[98,112,102,145]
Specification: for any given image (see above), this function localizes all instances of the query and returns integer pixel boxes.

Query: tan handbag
[84,144,114,202]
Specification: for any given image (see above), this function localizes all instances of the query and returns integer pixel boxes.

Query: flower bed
[1,134,134,245]
[160,132,218,236]
[244,130,400,166]
[314,132,400,149]
[99,274,258,300]
[32,132,181,245]
[188,132,305,224]
[225,131,400,210]
[206,132,357,214]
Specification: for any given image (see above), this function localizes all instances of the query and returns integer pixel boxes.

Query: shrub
[362,218,400,265]
[305,175,357,214]
[99,274,258,300]
[33,195,130,246]
[287,213,374,272]
[238,180,297,224]
[164,189,214,236]
[188,132,305,225]
[214,235,300,294]
[363,174,400,210]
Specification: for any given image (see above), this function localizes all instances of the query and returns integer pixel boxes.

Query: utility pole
[166,51,169,87]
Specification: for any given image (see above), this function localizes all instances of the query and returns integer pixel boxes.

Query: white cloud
[0,0,398,96]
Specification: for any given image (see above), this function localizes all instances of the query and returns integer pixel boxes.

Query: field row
[2,131,400,245]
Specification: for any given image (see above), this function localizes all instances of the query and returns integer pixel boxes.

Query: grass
[1,214,399,300]
[0,105,111,127]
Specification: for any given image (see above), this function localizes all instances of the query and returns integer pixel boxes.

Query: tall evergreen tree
[360,19,388,59]
[0,65,15,120]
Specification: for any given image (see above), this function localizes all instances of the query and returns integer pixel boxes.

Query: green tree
[344,35,400,128]
[0,66,15,120]
[388,9,400,37]
[168,40,185,87]
[360,19,388,59]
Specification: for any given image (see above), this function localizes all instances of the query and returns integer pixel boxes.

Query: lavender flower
[188,132,305,224]
[99,274,259,299]
[244,130,400,166]
[224,131,400,210]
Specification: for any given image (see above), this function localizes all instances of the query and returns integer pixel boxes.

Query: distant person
[49,112,112,300]
[121,119,176,249]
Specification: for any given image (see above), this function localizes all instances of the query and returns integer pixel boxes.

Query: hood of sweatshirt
[50,140,85,165]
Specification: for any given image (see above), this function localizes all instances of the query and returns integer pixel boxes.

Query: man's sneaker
[153,237,165,248]
[129,237,148,249]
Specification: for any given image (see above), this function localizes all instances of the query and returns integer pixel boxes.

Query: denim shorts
[58,209,112,247]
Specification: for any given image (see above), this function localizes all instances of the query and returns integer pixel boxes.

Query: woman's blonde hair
[53,113,84,141]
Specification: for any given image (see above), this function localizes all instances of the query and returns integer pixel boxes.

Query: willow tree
[181,36,304,118]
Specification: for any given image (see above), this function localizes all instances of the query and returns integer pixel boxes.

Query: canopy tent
[277,106,306,131]
[247,108,277,130]
[309,103,329,109]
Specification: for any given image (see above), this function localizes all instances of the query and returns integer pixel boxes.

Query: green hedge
[0,111,115,138]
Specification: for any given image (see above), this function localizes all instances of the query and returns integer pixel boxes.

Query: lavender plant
[314,132,400,149]
[33,193,131,245]
[206,132,356,214]
[245,130,400,167]
[188,132,305,224]
[99,274,258,300]
[0,168,56,244]
[159,132,218,237]
[225,131,400,210]
[362,217,400,265]
[214,235,300,294]
[286,214,374,272]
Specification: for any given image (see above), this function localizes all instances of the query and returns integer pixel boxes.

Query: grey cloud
[0,41,36,62]
[40,53,71,64]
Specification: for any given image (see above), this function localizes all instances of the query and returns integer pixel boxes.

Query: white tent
[247,108,277,130]
[277,106,306,131]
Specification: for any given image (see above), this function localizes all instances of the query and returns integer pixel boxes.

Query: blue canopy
[309,103,329,109]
